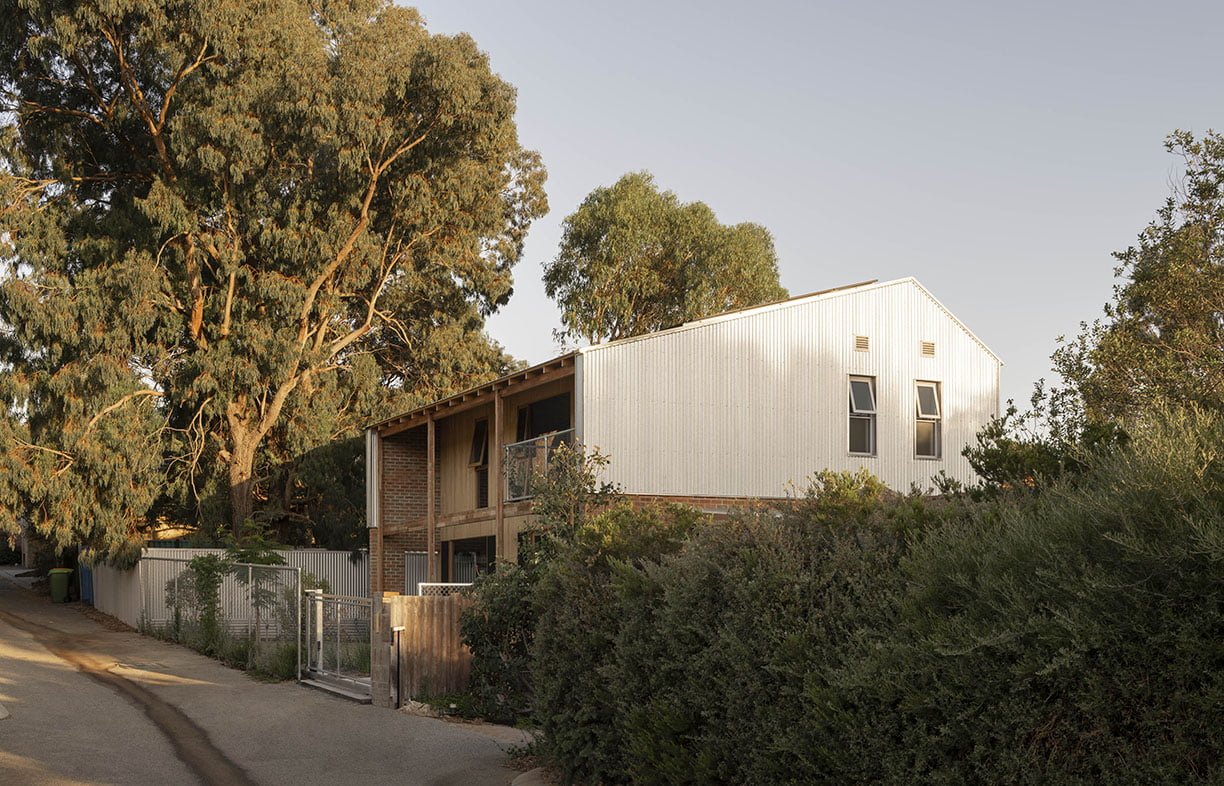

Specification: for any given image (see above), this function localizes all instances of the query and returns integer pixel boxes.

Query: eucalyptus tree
[544,171,787,345]
[0,0,546,550]
[1053,130,1224,422]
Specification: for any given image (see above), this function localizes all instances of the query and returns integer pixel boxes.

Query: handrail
[504,428,576,502]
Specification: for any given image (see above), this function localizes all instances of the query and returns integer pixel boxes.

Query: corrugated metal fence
[91,548,368,630]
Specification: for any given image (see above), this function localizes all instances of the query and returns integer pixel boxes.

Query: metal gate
[303,590,371,694]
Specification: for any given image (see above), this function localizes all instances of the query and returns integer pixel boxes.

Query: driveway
[0,568,525,785]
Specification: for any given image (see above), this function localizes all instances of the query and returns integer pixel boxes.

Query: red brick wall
[381,430,438,528]
[371,528,433,595]
[374,429,440,594]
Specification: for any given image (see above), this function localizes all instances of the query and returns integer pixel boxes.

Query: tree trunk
[229,436,258,538]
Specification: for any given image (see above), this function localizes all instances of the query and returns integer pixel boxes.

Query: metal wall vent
[921,341,936,358]
[854,335,870,352]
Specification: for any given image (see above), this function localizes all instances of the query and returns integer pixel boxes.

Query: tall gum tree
[1053,130,1223,423]
[544,171,787,345]
[0,0,547,544]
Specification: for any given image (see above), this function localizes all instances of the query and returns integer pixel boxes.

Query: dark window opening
[475,466,489,508]
[516,392,571,441]
[469,419,489,465]
[447,535,497,582]
[471,419,490,508]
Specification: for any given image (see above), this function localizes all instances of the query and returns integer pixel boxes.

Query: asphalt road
[0,569,526,785]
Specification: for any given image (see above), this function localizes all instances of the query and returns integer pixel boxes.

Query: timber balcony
[504,428,576,502]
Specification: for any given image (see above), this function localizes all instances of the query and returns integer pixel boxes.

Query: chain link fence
[304,591,371,689]
[140,556,302,679]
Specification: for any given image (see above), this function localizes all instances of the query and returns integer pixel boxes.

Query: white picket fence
[91,547,368,629]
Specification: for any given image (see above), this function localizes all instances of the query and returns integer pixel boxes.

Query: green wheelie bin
[48,568,73,603]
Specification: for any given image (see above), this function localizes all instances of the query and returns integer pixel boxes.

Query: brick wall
[371,528,434,595]
[373,428,441,595]
[381,430,439,529]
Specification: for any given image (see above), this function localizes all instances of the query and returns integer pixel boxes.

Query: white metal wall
[577,278,1001,496]
[90,548,370,629]
[91,561,145,628]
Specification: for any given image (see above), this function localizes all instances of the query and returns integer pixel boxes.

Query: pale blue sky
[412,1,1223,407]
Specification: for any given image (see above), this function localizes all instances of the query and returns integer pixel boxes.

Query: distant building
[366,277,1001,595]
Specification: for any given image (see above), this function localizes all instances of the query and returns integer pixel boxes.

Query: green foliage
[165,553,232,654]
[527,415,1224,783]
[461,444,621,724]
[532,503,705,785]
[962,383,1128,493]
[0,0,545,552]
[1054,130,1224,424]
[544,171,787,344]
[525,443,622,545]
[224,522,286,566]
[461,562,540,724]
[861,406,1224,783]
[534,471,918,785]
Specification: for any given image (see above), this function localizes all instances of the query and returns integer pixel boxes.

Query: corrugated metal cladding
[365,429,380,528]
[578,278,1001,496]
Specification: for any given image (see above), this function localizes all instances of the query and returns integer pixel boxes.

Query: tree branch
[295,124,435,351]
[83,389,164,434]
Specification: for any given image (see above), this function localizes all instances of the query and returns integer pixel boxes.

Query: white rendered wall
[577,278,1000,496]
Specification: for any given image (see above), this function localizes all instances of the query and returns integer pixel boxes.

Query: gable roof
[369,277,1001,432]
[578,277,1002,364]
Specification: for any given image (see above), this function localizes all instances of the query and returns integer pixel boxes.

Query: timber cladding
[371,592,473,707]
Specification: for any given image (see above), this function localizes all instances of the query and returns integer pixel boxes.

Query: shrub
[461,445,621,724]
[607,471,939,785]
[462,561,540,724]
[532,502,705,784]
[871,407,1224,783]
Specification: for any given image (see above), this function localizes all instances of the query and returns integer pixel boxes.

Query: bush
[532,502,705,784]
[606,471,940,786]
[462,561,540,724]
[870,407,1224,783]
[461,444,621,725]
[529,412,1224,784]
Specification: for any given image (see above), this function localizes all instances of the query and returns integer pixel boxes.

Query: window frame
[848,375,877,456]
[914,381,942,459]
[468,419,489,467]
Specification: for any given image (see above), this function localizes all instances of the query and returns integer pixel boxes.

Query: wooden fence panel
[373,593,473,707]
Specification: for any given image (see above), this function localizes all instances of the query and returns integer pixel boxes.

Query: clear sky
[411,0,1223,407]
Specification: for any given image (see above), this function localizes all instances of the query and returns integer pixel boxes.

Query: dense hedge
[528,471,956,784]
[521,409,1224,784]
[532,503,706,783]
[878,408,1224,783]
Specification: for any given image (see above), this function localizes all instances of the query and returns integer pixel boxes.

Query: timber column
[493,391,505,562]
[426,414,437,581]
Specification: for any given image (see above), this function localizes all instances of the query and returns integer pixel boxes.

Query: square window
[849,378,876,414]
[916,383,940,418]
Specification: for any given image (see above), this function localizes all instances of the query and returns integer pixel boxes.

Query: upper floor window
[469,419,489,466]
[848,376,876,456]
[470,419,490,508]
[915,381,941,458]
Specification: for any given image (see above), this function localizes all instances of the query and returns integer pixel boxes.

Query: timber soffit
[370,353,577,435]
